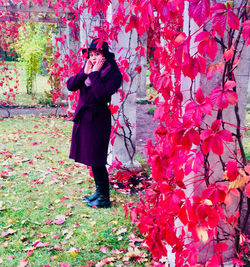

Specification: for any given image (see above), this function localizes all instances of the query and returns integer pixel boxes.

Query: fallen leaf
[62,230,73,240]
[33,241,50,248]
[100,246,108,254]
[59,263,70,267]
[89,220,96,227]
[71,251,78,258]
[68,247,78,258]
[1,228,17,237]
[116,227,127,236]
[54,214,67,225]
[18,259,28,267]
[0,201,6,211]
[6,255,14,259]
[54,218,65,225]
[54,243,64,251]
[26,250,34,257]
[96,258,114,267]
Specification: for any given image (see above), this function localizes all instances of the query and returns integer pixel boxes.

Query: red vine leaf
[245,183,250,198]
[174,32,187,46]
[215,242,229,253]
[227,7,239,30]
[184,87,213,126]
[201,120,233,155]
[189,0,210,26]
[202,184,227,205]
[242,20,250,46]
[205,255,221,267]
[210,81,238,109]
[212,3,239,37]
[224,46,234,62]
[226,160,239,182]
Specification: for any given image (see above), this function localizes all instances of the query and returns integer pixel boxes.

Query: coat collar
[85,63,112,87]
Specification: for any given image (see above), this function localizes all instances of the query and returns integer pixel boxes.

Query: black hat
[82,38,115,59]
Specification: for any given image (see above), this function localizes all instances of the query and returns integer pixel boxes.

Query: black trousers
[91,166,109,197]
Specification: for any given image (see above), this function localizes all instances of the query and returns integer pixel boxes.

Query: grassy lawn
[0,115,150,266]
[0,61,52,106]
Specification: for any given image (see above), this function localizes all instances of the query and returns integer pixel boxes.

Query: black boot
[87,194,111,208]
[87,166,111,209]
[83,188,100,202]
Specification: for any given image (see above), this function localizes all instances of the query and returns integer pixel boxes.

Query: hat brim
[82,48,115,59]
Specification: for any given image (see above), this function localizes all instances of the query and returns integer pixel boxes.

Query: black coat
[67,62,122,166]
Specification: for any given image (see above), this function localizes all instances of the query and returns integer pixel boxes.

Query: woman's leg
[83,166,101,201]
[87,166,111,208]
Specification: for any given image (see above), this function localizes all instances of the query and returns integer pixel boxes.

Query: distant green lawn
[0,61,52,106]
[0,115,149,266]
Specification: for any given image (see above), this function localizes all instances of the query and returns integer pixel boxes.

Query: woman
[67,38,122,208]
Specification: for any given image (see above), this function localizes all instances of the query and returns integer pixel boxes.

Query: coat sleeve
[88,70,122,100]
[67,68,87,92]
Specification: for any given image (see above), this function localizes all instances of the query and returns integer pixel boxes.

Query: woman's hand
[92,57,106,72]
[84,59,93,74]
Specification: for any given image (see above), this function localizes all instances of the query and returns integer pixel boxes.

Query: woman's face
[89,51,104,65]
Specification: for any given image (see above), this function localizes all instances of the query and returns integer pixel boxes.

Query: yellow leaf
[229,170,250,190]
[196,226,208,243]
[203,199,213,206]
[71,251,78,258]
[2,241,8,248]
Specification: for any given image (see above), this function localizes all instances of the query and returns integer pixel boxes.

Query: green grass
[0,61,52,106]
[0,115,150,266]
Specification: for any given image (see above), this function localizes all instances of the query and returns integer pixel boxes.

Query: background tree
[14,22,53,95]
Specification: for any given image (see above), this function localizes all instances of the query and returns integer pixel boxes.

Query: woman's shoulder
[101,61,121,77]
[106,67,122,81]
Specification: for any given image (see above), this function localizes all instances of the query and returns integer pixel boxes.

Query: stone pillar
[111,30,141,169]
[192,0,249,265]
[231,29,250,238]
[109,0,141,169]
[75,0,140,169]
[164,2,201,266]
[137,33,147,100]
[79,9,104,47]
